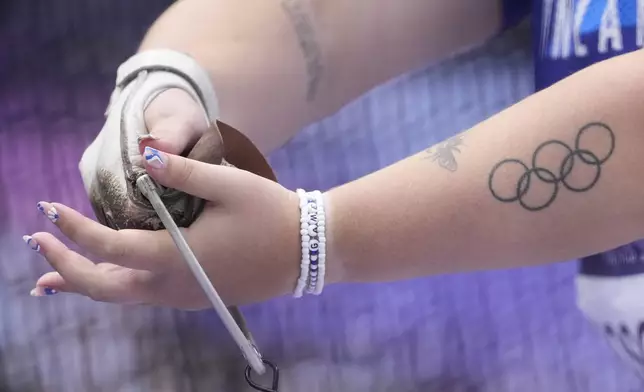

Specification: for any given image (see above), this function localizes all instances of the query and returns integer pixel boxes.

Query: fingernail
[47,206,59,223]
[22,235,40,252]
[37,201,59,223]
[137,134,160,143]
[30,287,58,297]
[144,146,165,168]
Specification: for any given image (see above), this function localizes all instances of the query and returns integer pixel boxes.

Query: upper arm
[325,0,520,102]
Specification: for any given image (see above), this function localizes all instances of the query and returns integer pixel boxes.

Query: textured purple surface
[1,2,643,391]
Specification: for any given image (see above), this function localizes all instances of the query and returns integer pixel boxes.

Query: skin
[137,0,504,154]
[26,0,601,307]
[329,51,644,284]
[26,49,644,307]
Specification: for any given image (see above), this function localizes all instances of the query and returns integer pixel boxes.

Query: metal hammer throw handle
[136,175,266,375]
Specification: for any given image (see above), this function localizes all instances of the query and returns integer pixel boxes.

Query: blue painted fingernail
[144,146,165,169]
[44,288,57,296]
[22,235,40,252]
[36,201,45,213]
[30,287,58,297]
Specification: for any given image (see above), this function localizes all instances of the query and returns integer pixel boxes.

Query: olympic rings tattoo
[488,122,615,212]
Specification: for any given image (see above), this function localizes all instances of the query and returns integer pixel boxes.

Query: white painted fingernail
[36,201,59,223]
[22,235,40,252]
[46,206,59,223]
[144,146,166,169]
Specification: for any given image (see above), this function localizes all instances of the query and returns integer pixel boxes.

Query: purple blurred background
[0,1,642,391]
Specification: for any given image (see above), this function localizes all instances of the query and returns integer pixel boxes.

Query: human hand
[24,149,304,309]
[138,87,209,156]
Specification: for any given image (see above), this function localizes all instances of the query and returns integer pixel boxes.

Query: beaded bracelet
[294,189,327,298]
[307,191,326,295]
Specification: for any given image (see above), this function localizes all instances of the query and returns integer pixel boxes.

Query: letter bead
[293,189,328,298]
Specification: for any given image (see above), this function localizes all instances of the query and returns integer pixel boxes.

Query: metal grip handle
[136,175,266,375]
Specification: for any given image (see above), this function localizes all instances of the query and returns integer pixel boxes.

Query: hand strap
[109,49,219,121]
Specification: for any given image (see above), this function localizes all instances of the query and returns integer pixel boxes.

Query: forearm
[138,0,503,153]
[326,50,644,284]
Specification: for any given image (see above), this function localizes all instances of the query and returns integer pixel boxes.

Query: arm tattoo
[488,122,615,212]
[281,0,323,101]
[424,135,465,172]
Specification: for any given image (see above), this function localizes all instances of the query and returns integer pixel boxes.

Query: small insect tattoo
[424,135,465,172]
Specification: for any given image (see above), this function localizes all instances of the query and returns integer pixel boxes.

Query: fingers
[34,272,67,295]
[140,116,200,155]
[142,146,252,202]
[24,233,152,304]
[141,88,208,155]
[26,231,101,299]
[35,271,65,286]
[36,201,176,270]
[27,232,95,284]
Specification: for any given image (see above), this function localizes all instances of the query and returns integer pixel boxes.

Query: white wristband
[294,189,327,298]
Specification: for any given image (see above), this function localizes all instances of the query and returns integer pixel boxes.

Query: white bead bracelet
[294,189,327,298]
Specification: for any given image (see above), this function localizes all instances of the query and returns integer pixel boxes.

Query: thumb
[142,146,247,202]
[140,88,209,155]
